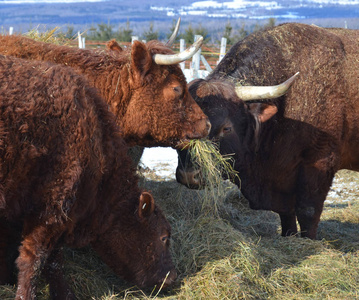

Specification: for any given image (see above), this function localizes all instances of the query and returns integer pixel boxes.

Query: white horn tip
[195,36,204,44]
[292,71,300,80]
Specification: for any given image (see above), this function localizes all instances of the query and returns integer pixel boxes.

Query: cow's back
[0,55,132,222]
[326,27,359,170]
[212,23,359,171]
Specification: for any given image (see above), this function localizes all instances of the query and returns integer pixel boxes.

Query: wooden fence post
[218,37,227,64]
[180,39,186,71]
[201,55,212,73]
[191,35,202,79]
[78,31,83,48]
[131,36,139,44]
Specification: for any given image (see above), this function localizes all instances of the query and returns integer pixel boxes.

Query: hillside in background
[0,0,358,39]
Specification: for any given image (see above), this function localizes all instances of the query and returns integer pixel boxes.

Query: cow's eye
[173,86,182,96]
[223,127,232,133]
[161,235,170,244]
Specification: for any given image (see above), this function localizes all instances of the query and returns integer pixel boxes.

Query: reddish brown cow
[0,34,210,148]
[176,23,359,239]
[0,55,176,299]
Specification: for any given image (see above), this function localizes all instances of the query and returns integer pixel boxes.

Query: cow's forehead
[147,63,186,85]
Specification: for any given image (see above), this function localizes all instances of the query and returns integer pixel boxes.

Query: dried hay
[1,145,359,300]
[185,139,239,215]
[24,26,74,45]
[1,162,359,300]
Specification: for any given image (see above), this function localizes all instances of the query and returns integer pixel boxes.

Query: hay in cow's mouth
[186,138,239,214]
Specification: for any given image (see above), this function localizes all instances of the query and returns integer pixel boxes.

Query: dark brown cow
[0,55,176,299]
[0,34,210,148]
[176,23,359,239]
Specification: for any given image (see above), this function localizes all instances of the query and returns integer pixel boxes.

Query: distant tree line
[58,18,277,46]
[222,18,276,45]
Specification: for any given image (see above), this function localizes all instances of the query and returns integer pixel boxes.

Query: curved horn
[235,72,300,101]
[153,36,203,65]
[166,17,181,46]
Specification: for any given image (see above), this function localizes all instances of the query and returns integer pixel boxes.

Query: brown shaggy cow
[0,34,210,148]
[176,23,359,239]
[0,55,176,299]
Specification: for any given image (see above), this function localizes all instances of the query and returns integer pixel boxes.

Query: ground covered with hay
[1,166,358,299]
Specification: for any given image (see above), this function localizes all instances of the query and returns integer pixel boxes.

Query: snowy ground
[140,147,178,180]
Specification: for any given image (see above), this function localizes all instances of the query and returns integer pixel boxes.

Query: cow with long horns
[0,21,210,149]
[176,23,359,239]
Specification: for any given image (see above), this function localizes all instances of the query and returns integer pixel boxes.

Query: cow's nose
[161,270,177,289]
[205,120,211,136]
[175,167,203,189]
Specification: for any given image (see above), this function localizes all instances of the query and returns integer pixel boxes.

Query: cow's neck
[235,116,280,210]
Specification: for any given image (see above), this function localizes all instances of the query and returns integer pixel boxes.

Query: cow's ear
[106,39,123,52]
[131,41,152,79]
[247,103,278,123]
[138,192,155,219]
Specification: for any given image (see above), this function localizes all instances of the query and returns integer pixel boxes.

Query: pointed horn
[166,17,181,46]
[153,36,203,65]
[235,72,300,101]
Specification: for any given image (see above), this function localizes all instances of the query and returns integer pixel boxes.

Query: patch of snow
[250,12,306,19]
[191,0,223,8]
[140,147,178,180]
[306,0,359,4]
[180,10,208,16]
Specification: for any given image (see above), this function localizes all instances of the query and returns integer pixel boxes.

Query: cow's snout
[161,269,177,289]
[175,166,204,189]
[188,118,211,140]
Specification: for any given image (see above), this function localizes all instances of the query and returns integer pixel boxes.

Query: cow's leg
[295,163,335,239]
[43,246,77,300]
[0,218,12,284]
[15,220,65,300]
[279,212,298,236]
[0,218,21,285]
[296,202,324,239]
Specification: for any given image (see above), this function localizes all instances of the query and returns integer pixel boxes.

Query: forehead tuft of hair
[190,79,240,103]
[145,40,176,56]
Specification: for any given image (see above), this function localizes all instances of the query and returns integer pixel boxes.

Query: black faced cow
[176,23,359,239]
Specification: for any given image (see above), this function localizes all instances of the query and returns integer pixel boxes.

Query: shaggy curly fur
[0,35,209,148]
[0,55,176,299]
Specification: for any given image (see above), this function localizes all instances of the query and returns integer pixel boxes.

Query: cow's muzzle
[175,166,204,189]
[161,269,177,289]
[176,119,211,149]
